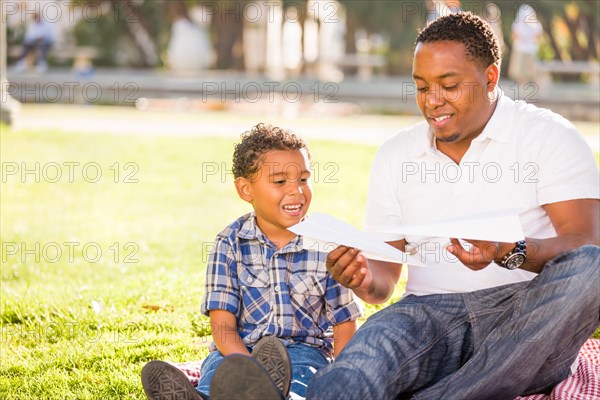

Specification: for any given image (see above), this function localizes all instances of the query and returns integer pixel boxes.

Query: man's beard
[436,133,460,143]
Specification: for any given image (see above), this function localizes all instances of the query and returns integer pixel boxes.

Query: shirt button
[274,285,280,292]
[247,277,253,283]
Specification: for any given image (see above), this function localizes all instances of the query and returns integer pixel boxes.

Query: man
[14,12,54,73]
[306,12,599,399]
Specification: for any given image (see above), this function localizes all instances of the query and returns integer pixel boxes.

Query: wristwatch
[498,240,527,270]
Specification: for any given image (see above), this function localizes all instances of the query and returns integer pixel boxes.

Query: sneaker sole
[141,360,202,400]
[252,336,292,396]
[211,355,282,400]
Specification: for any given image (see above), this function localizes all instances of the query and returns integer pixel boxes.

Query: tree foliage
[340,0,599,74]
[9,0,597,73]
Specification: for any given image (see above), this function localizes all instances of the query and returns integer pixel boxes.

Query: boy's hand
[326,246,373,291]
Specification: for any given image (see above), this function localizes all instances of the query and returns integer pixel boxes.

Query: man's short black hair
[232,123,310,179]
[415,12,501,68]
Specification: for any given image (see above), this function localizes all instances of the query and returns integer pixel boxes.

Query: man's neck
[436,95,499,164]
[436,140,471,164]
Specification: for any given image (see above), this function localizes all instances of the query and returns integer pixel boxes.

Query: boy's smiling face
[235,149,312,247]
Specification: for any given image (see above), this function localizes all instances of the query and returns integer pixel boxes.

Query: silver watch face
[505,253,526,270]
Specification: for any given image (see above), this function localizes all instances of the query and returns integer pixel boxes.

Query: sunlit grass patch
[0,126,381,399]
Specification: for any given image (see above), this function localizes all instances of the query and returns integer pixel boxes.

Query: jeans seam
[410,338,483,400]
[399,314,472,371]
[411,298,521,398]
[544,244,595,270]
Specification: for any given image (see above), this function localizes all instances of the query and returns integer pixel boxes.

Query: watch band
[498,240,527,270]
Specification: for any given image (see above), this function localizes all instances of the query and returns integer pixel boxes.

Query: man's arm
[326,240,406,304]
[332,320,357,358]
[448,199,600,272]
[209,309,251,356]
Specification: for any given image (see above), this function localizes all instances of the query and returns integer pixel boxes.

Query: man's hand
[446,238,514,270]
[326,242,405,304]
[447,200,599,273]
[326,246,373,290]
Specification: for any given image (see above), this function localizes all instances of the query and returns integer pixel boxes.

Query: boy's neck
[255,217,296,249]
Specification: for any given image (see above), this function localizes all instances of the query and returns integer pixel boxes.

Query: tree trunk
[110,0,159,67]
[212,1,245,70]
[344,8,358,75]
[165,0,189,22]
[297,0,307,74]
[1,17,20,126]
[560,8,586,61]
[537,13,563,61]
[584,14,598,60]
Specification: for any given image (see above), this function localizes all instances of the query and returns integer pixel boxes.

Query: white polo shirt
[365,95,599,296]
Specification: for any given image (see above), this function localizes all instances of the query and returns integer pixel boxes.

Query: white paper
[381,209,525,243]
[288,213,426,266]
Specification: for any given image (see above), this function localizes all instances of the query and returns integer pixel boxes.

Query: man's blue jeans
[197,342,330,398]
[307,245,600,400]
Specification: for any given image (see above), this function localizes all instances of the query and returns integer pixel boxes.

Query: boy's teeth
[434,115,450,122]
[283,205,301,211]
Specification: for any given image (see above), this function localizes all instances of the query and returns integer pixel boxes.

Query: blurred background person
[166,2,213,73]
[14,12,55,73]
[508,4,543,86]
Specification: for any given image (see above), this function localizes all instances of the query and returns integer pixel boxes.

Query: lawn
[0,125,403,399]
[1,124,598,399]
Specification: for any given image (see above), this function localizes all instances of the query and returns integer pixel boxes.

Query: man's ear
[486,63,500,91]
[235,177,253,203]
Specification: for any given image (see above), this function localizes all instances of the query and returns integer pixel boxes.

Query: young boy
[141,123,362,399]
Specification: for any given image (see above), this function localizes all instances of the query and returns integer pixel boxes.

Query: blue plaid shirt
[201,213,363,356]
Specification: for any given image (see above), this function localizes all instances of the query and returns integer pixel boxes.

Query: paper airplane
[381,209,525,243]
[288,213,426,265]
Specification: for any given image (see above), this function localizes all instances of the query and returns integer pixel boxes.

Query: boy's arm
[209,309,251,356]
[332,320,357,358]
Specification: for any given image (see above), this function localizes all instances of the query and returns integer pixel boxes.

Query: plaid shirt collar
[237,212,304,254]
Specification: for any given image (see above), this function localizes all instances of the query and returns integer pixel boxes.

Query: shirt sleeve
[201,236,240,317]
[534,120,600,205]
[322,275,363,325]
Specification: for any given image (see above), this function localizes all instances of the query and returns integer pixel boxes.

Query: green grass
[0,126,404,399]
[1,124,598,399]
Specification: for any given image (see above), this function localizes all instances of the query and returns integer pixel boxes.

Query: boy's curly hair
[415,12,501,69]
[232,123,310,179]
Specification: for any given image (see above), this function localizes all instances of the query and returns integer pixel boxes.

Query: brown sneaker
[141,360,206,400]
[252,336,292,397]
[210,354,284,400]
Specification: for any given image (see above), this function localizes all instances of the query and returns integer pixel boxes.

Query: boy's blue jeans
[307,245,600,400]
[196,342,330,398]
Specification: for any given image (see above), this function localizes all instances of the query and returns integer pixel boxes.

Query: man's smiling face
[413,40,498,146]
